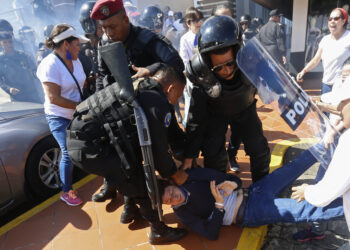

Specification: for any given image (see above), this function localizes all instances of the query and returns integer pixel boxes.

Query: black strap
[53,52,84,101]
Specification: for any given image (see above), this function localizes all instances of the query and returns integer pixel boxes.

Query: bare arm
[296,47,323,82]
[43,82,78,109]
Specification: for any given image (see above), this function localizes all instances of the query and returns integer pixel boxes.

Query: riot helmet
[0,19,13,33]
[43,24,54,39]
[251,17,263,30]
[18,26,36,42]
[79,1,97,35]
[198,15,241,54]
[187,15,242,98]
[139,6,164,31]
[240,14,251,24]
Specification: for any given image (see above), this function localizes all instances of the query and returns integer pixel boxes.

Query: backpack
[66,80,142,178]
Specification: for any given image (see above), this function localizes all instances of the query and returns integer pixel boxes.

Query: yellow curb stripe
[0,174,97,236]
[236,138,317,250]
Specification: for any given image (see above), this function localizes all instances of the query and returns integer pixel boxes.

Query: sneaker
[229,158,241,172]
[60,190,83,206]
[293,227,325,242]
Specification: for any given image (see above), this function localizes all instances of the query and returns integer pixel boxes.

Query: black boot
[91,185,117,202]
[149,221,187,245]
[120,197,141,224]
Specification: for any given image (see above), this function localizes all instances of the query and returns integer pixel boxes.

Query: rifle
[98,42,163,221]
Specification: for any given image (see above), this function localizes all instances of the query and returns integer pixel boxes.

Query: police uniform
[242,27,257,44]
[186,71,270,181]
[79,42,98,96]
[89,1,187,239]
[68,77,186,241]
[96,23,184,90]
[185,15,270,182]
[257,18,286,64]
[0,50,42,102]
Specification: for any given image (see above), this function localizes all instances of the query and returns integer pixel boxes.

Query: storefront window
[305,0,349,63]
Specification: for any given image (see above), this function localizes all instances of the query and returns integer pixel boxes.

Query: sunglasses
[328,16,342,22]
[211,59,235,72]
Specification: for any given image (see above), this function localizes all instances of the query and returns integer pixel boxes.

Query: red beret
[90,0,124,20]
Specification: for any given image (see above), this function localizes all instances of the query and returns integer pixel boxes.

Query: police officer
[138,5,164,34]
[79,1,103,97]
[0,32,42,103]
[257,9,286,65]
[68,67,188,244]
[0,19,24,52]
[240,14,257,45]
[36,24,54,65]
[90,0,187,232]
[251,17,264,32]
[183,15,271,183]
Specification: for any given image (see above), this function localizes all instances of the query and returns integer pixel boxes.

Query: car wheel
[25,136,62,199]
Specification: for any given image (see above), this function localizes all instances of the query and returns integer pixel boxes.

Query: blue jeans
[46,115,73,192]
[242,149,344,227]
[314,135,339,183]
[321,82,333,95]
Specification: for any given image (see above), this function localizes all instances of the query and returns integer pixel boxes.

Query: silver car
[0,86,62,216]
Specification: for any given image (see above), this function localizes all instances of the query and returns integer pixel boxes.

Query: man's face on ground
[209,48,236,80]
[101,11,130,42]
[162,185,183,206]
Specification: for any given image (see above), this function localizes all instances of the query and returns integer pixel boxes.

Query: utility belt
[236,188,249,225]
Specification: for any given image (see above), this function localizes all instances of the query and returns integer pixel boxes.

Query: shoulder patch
[164,112,172,128]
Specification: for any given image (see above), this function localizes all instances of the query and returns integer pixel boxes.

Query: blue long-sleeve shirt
[174,168,242,240]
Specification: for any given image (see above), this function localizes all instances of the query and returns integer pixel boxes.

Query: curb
[0,174,97,236]
[236,138,317,250]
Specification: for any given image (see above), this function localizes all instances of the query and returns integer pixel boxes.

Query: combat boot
[120,196,141,224]
[91,185,116,202]
[149,221,187,245]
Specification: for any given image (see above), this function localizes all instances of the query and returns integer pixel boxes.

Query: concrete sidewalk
[1,77,342,250]
[262,143,350,250]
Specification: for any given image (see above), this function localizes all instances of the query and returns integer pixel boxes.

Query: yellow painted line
[0,174,97,236]
[236,138,317,250]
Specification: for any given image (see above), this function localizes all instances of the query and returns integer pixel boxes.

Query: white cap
[168,10,174,16]
[52,27,89,44]
[321,79,350,105]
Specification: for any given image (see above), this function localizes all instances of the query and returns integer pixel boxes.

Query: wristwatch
[216,207,225,213]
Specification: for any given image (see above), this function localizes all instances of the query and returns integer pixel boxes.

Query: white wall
[291,0,309,53]
[134,0,194,13]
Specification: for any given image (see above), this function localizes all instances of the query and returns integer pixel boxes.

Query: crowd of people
[0,0,350,247]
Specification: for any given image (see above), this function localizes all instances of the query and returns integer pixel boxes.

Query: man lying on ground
[159,93,350,240]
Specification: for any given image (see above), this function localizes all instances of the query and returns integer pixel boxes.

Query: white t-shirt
[305,128,350,231]
[321,76,350,124]
[36,53,86,120]
[319,30,350,85]
[179,30,197,65]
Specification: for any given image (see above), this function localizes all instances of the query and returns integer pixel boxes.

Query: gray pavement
[262,143,350,250]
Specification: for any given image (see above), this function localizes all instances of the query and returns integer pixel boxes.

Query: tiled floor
[0,80,321,250]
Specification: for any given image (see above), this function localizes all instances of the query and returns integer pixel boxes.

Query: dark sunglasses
[211,59,235,72]
[328,16,342,22]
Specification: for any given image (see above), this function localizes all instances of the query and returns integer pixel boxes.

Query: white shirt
[319,30,350,85]
[36,53,86,120]
[305,128,350,231]
[179,30,197,65]
[321,76,350,124]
